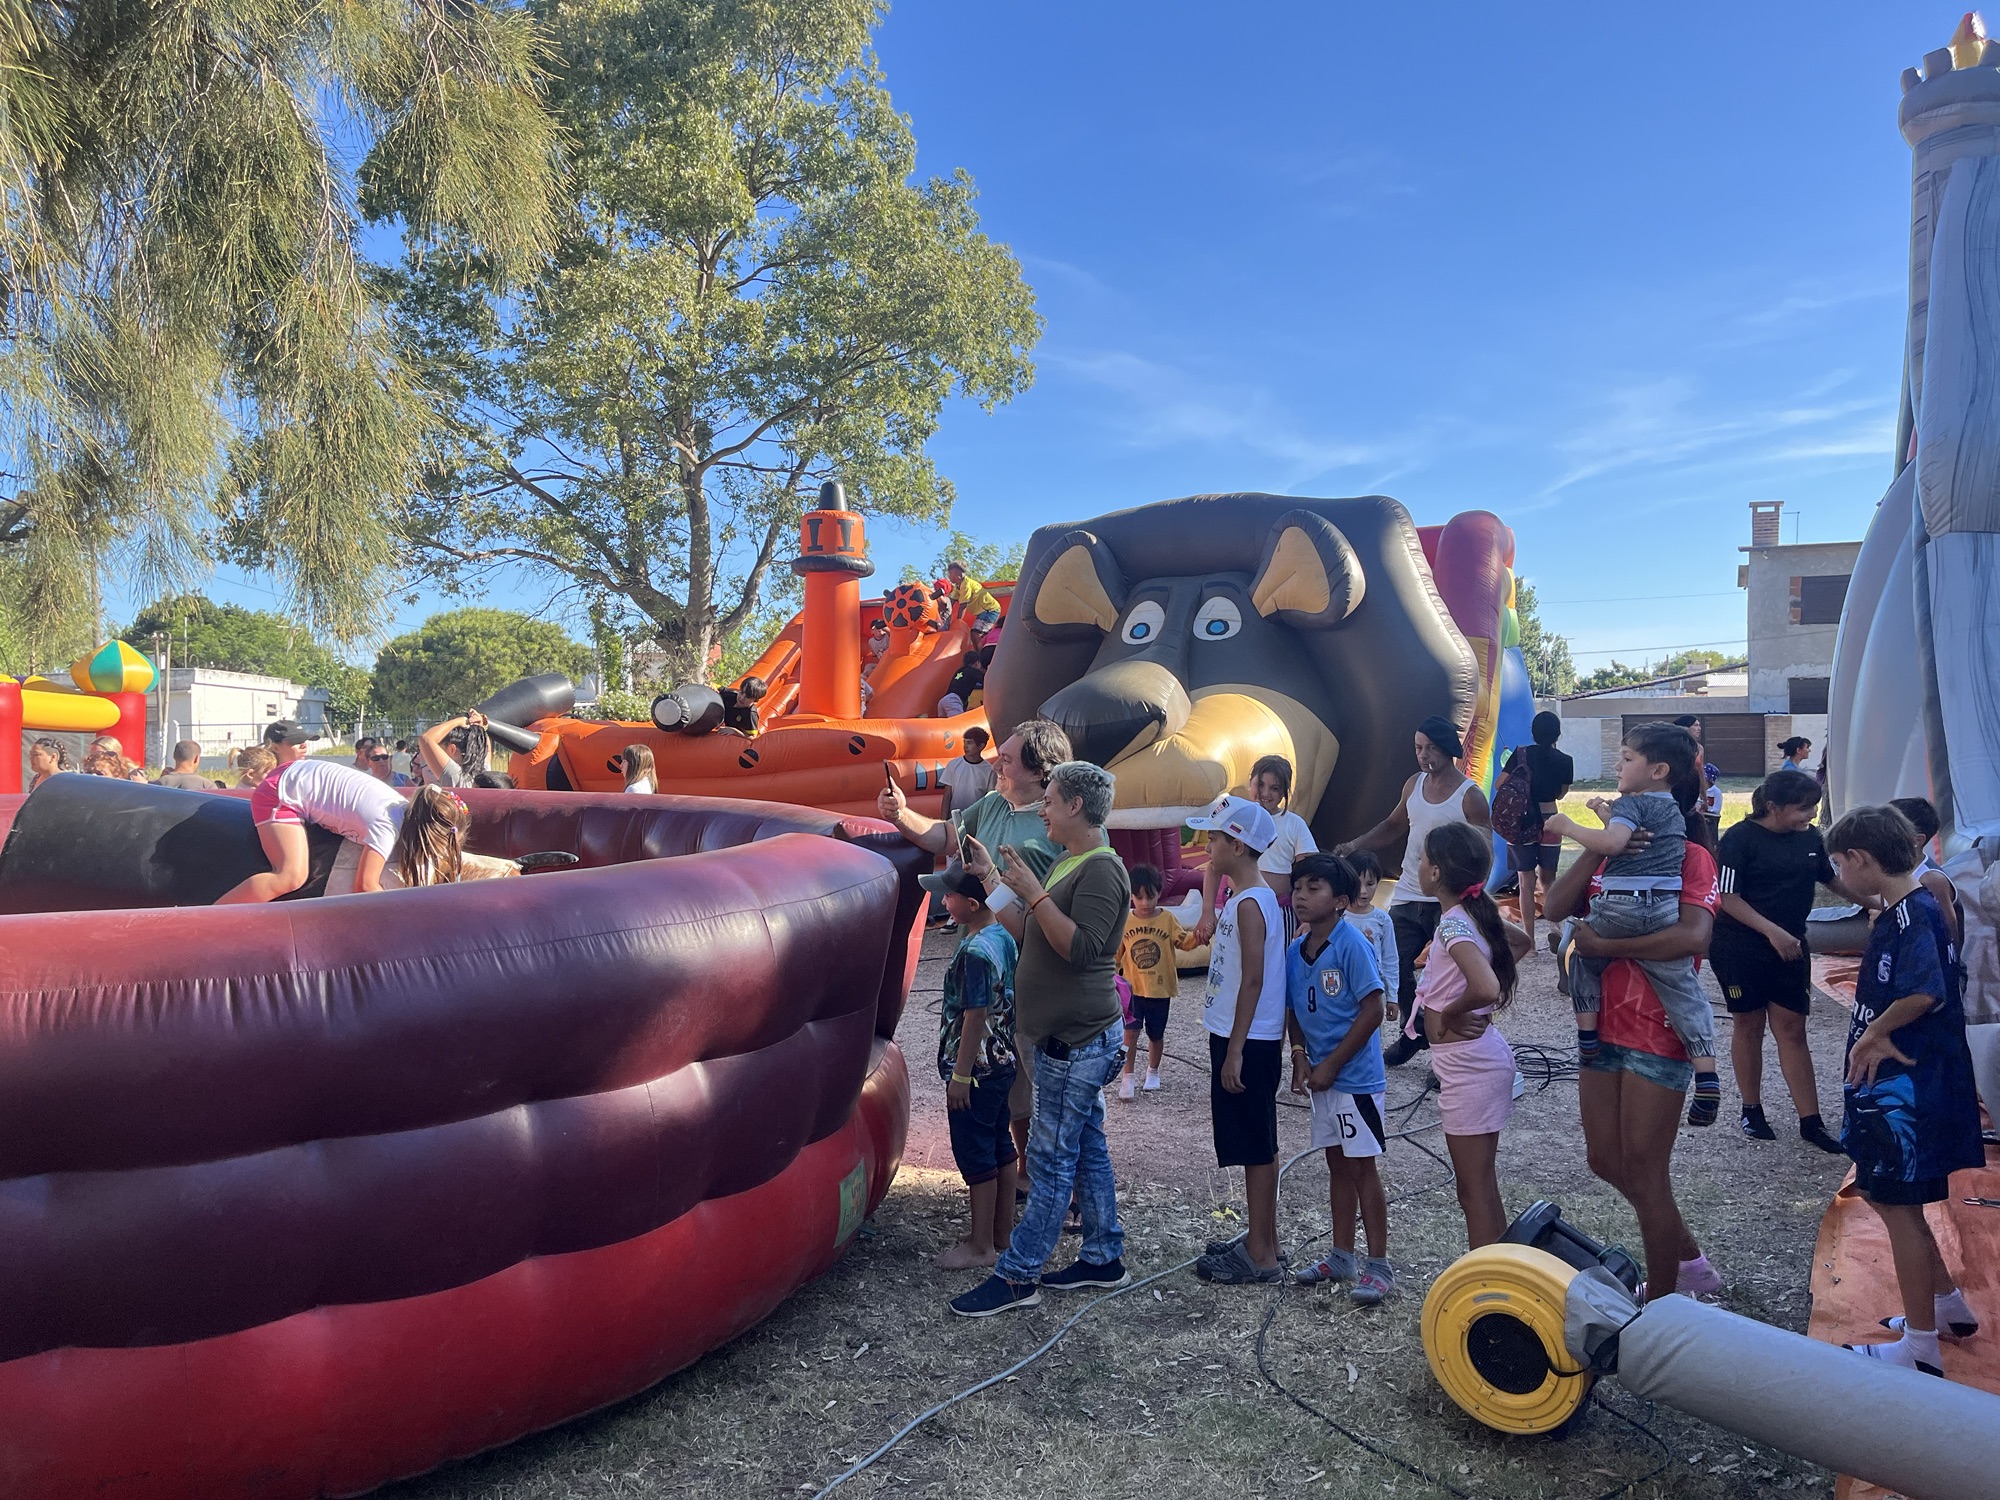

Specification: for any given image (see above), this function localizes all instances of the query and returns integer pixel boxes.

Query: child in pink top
[1410,821,1523,1250]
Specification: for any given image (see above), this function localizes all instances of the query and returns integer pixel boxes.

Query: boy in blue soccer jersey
[1826,806,1983,1377]
[1283,852,1394,1306]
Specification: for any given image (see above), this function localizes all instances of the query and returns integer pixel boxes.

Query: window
[1788,677,1830,715]
[1790,574,1850,626]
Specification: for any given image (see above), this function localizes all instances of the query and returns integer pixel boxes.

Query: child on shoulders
[1546,722,1720,1125]
[935,869,1022,1271]
[1285,852,1394,1305]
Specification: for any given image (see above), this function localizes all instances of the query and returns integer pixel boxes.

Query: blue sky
[148,4,1949,672]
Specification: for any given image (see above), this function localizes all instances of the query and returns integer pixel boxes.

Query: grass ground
[386,921,1852,1500]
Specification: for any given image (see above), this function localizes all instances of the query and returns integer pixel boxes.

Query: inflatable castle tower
[1830,14,2000,1090]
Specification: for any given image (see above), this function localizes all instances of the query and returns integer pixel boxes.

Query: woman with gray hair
[950,759,1133,1317]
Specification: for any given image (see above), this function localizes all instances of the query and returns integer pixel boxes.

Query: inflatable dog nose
[1039,659,1191,769]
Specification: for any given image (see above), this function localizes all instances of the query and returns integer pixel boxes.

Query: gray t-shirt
[158,770,215,790]
[954,791,1056,881]
[1601,790,1686,890]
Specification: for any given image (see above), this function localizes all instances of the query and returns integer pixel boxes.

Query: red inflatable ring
[0,790,924,1498]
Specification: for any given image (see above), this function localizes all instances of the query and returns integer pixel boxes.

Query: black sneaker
[1383,1032,1427,1067]
[1041,1257,1132,1292]
[1801,1120,1845,1155]
[1740,1106,1778,1141]
[949,1274,1042,1318]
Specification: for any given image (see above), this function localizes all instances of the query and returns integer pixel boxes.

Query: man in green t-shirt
[876,719,1072,891]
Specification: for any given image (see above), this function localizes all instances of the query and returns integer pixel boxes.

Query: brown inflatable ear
[1016,529,1128,643]
[1250,510,1364,627]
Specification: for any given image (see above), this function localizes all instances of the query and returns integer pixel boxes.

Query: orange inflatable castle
[497,483,1007,819]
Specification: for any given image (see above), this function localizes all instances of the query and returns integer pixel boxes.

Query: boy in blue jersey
[1283,852,1394,1305]
[1826,806,1982,1377]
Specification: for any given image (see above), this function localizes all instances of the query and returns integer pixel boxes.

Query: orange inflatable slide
[499,484,1006,818]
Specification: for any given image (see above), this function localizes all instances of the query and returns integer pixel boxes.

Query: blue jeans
[995,1026,1125,1282]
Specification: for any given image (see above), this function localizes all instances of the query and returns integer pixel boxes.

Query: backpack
[1491,747,1539,845]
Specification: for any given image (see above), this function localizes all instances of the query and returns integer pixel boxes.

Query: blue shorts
[1126,996,1170,1042]
[946,1066,1018,1185]
[1581,1039,1693,1094]
[972,609,1001,634]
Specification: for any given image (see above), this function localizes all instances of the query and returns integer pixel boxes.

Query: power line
[1542,590,1741,604]
[1563,636,1746,659]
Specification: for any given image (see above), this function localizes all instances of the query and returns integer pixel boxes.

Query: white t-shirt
[626,776,655,795]
[1257,809,1318,876]
[274,759,406,857]
[939,754,997,805]
[1202,885,1288,1040]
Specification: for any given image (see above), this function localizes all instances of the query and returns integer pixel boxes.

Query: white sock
[1906,1326,1942,1367]
[1938,1287,1977,1328]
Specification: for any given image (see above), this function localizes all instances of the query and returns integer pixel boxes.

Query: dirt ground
[388,922,1855,1500]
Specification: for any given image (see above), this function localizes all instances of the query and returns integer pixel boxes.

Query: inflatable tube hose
[476,672,577,729]
[1618,1293,2000,1500]
[1420,1243,1593,1435]
[0,777,341,913]
[652,683,725,736]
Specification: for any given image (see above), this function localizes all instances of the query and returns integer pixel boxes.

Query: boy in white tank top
[1186,794,1290,1285]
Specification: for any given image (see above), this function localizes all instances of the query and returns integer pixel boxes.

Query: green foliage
[385,0,1040,683]
[898,530,1025,587]
[0,0,560,643]
[0,557,95,674]
[372,608,590,717]
[1514,581,1577,697]
[583,687,654,723]
[121,594,371,721]
[1575,648,1735,695]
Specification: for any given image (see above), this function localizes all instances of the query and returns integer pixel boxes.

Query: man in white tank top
[1336,716,1491,1065]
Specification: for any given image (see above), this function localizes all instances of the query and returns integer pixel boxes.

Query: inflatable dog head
[983,494,1478,845]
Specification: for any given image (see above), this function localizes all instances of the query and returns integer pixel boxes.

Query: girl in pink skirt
[1407,821,1526,1248]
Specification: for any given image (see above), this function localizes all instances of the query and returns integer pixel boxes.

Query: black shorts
[1709,927,1811,1015]
[1127,996,1170,1042]
[1508,839,1558,876]
[1851,1169,1951,1206]
[1209,1033,1282,1168]
[946,1067,1018,1186]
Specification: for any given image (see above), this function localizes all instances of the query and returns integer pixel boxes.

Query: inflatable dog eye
[1193,597,1241,639]
[1120,600,1165,644]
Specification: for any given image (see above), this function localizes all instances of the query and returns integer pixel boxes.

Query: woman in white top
[1336,715,1492,1066]
[1190,754,1318,945]
[621,743,657,795]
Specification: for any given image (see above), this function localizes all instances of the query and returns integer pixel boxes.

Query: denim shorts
[946,1066,1019,1185]
[1581,1039,1693,1094]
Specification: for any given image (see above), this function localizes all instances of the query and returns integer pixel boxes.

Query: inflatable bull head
[983,494,1478,846]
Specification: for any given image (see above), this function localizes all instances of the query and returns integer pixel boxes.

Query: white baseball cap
[1185,793,1278,854]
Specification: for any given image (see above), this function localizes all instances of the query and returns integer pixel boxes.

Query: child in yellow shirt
[1116,863,1195,1099]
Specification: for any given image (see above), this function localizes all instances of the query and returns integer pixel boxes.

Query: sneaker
[1293,1248,1357,1286]
[1740,1105,1777,1141]
[1204,1236,1290,1263]
[1194,1241,1285,1285]
[1843,1336,1942,1378]
[1800,1119,1845,1155]
[1142,1069,1162,1091]
[1676,1254,1723,1297]
[949,1274,1041,1319]
[1117,1074,1136,1101]
[1383,1032,1427,1068]
[1350,1259,1395,1306]
[1882,1313,1979,1343]
[1041,1256,1132,1292]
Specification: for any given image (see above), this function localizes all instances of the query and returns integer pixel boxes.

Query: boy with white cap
[1187,793,1289,1284]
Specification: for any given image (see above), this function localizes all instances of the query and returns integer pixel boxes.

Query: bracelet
[1029,893,1051,913]
[951,1072,974,1084]
[1291,1044,1308,1055]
